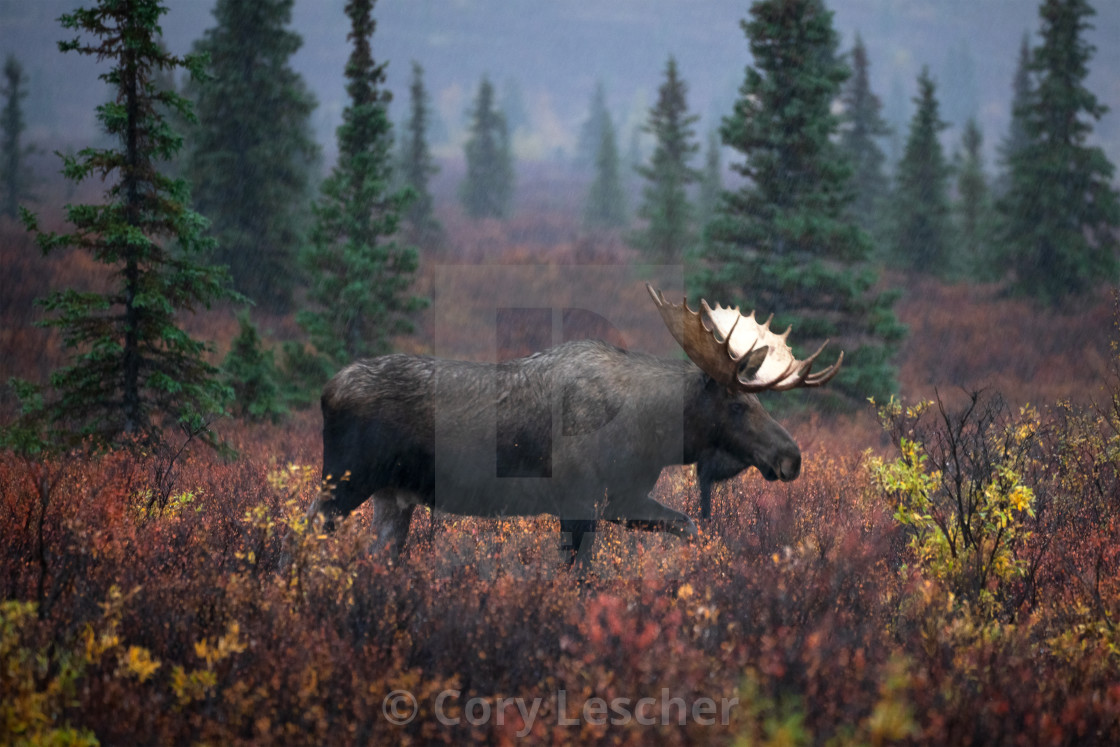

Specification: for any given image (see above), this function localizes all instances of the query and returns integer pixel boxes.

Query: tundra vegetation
[3,0,1120,744]
[2,284,1119,743]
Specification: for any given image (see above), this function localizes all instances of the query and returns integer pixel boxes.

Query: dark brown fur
[308,339,800,563]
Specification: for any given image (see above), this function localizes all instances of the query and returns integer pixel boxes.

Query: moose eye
[729,402,747,417]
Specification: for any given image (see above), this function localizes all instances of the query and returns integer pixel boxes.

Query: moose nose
[779,453,801,481]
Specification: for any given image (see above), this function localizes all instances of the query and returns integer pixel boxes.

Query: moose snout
[778,451,801,481]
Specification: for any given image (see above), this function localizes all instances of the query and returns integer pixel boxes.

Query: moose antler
[646,284,843,392]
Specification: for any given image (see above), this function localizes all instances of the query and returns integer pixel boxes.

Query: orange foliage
[2,409,1117,744]
[895,274,1112,407]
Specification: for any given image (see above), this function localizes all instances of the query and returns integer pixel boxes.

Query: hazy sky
[2,0,1118,167]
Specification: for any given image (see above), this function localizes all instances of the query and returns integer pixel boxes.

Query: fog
[2,0,1118,168]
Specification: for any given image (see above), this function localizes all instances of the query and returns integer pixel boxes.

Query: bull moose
[306,284,842,565]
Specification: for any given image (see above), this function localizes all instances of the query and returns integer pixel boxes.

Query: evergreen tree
[576,82,610,170]
[399,60,441,241]
[150,49,188,180]
[186,0,319,311]
[888,67,954,274]
[20,0,237,451]
[1,55,32,219]
[995,33,1033,198]
[222,310,285,423]
[500,77,529,136]
[695,0,902,406]
[583,111,627,229]
[696,129,723,230]
[954,118,997,280]
[883,75,909,168]
[838,34,890,238]
[277,340,333,409]
[997,0,1118,305]
[624,124,644,201]
[630,56,700,262]
[298,0,424,369]
[459,75,514,219]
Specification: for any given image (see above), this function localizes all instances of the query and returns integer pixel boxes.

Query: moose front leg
[697,450,748,520]
[698,479,714,522]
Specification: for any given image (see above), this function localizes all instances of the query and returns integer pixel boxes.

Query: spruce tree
[695,0,902,406]
[150,52,188,181]
[994,33,1033,198]
[500,78,529,137]
[883,76,908,168]
[186,0,319,311]
[222,310,285,423]
[276,340,333,410]
[459,76,514,219]
[399,60,440,241]
[888,68,953,275]
[576,82,610,170]
[20,0,236,451]
[1,55,32,219]
[583,110,627,229]
[298,0,424,370]
[838,34,891,238]
[630,56,700,262]
[954,118,997,280]
[625,124,644,197]
[997,0,1118,305]
[696,129,723,230]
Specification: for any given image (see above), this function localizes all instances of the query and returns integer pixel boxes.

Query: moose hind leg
[370,493,416,561]
[607,494,698,539]
[559,518,597,568]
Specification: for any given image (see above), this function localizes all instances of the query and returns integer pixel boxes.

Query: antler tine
[772,344,844,390]
[802,350,844,387]
[770,339,827,391]
[739,356,799,393]
[647,283,843,392]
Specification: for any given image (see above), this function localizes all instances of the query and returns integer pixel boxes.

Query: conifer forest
[2,1,1120,743]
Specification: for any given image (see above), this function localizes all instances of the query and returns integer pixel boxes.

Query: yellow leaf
[123,646,161,682]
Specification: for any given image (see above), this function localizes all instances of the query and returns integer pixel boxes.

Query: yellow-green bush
[869,394,1038,620]
[1,600,98,746]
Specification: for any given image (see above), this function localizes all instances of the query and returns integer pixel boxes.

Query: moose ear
[736,346,769,383]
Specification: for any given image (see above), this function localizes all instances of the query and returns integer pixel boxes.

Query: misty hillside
[2,0,1117,168]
